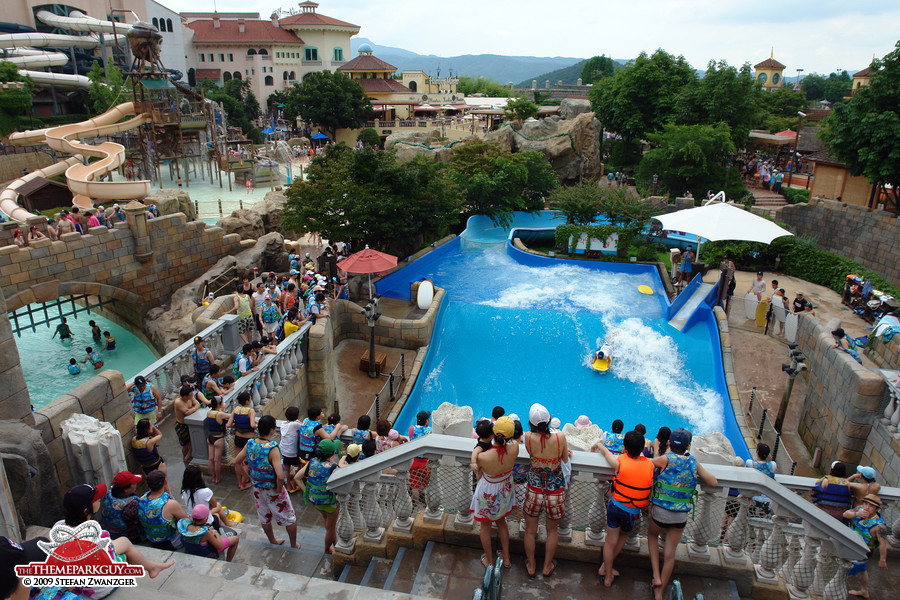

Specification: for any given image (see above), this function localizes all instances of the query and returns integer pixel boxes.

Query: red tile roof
[853,67,872,78]
[278,12,358,29]
[188,19,303,44]
[754,57,786,70]
[805,150,844,166]
[338,54,397,73]
[355,78,412,94]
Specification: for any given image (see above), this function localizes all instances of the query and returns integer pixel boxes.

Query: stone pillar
[220,314,241,356]
[0,456,21,541]
[184,409,208,465]
[122,201,153,263]
[0,288,30,421]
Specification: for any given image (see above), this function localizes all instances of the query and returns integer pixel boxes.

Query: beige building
[754,54,786,91]
[337,45,415,120]
[401,70,459,103]
[183,3,358,105]
[807,150,874,207]
[850,66,872,94]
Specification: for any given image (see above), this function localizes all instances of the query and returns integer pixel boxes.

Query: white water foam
[601,316,725,435]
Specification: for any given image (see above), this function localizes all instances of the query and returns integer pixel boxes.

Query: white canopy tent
[654,194,793,260]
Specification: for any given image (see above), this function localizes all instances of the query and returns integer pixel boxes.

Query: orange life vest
[612,454,654,509]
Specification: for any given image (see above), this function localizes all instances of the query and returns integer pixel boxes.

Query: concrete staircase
[751,189,788,217]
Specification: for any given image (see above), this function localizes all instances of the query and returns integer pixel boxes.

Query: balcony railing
[326,433,885,599]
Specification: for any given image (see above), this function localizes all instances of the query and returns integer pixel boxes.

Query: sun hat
[388,429,400,441]
[289,269,299,275]
[318,438,339,455]
[192,504,210,521]
[857,465,877,480]
[508,413,520,422]
[529,403,551,426]
[668,427,692,452]
[796,291,804,296]
[575,415,592,429]
[113,471,142,488]
[863,494,881,508]
[550,417,561,430]
[493,416,514,440]
[134,375,147,385]
[346,444,362,458]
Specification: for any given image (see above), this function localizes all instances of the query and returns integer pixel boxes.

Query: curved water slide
[2,102,151,219]
[34,10,134,35]
[0,156,83,222]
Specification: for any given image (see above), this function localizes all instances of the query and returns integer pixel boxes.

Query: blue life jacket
[298,418,319,453]
[232,405,254,433]
[305,458,337,506]
[604,432,625,454]
[247,439,277,489]
[192,348,210,374]
[852,514,885,549]
[68,363,80,375]
[131,437,160,467]
[206,410,225,436]
[750,459,776,479]
[132,385,156,413]
[137,492,176,543]
[812,476,853,509]
[349,428,369,444]
[262,303,280,324]
[99,491,139,536]
[652,452,698,513]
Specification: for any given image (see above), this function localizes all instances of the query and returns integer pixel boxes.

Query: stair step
[386,546,426,593]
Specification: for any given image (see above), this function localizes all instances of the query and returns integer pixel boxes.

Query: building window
[166,18,173,32]
[265,76,274,86]
[199,54,205,62]
[289,71,296,80]
[227,53,233,61]
[409,80,417,92]
[283,71,288,80]
[247,49,257,56]
[305,47,318,61]
[234,71,241,80]
[223,72,232,82]
[757,72,767,84]
[218,54,225,62]
[772,73,780,85]
[333,47,343,61]
[152,17,159,30]
[208,54,214,62]
[258,49,268,55]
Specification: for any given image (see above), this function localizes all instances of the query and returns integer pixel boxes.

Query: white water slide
[2,103,151,220]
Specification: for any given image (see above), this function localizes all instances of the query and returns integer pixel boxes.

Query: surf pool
[377,212,747,457]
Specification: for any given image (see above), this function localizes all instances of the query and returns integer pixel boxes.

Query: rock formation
[431,402,474,437]
[385,130,454,163]
[217,190,297,241]
[0,420,62,532]
[561,423,604,452]
[144,233,288,351]
[484,103,601,183]
[143,188,196,222]
[691,431,738,465]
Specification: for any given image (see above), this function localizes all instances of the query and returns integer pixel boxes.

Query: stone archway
[5,280,144,332]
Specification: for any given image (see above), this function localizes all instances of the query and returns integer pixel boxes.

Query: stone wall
[866,331,900,371]
[861,419,900,488]
[28,370,137,494]
[0,152,54,183]
[0,211,243,312]
[779,199,900,288]
[796,313,887,465]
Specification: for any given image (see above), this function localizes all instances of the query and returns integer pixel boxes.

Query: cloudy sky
[170,0,899,75]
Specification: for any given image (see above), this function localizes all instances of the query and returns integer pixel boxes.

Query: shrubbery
[782,187,809,204]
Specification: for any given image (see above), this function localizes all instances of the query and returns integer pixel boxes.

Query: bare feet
[271,538,285,546]
[654,586,664,600]
[526,560,536,577]
[848,591,869,599]
[598,564,619,577]
[292,542,301,549]
[147,560,175,579]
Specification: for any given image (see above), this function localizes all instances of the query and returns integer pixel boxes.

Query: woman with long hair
[226,391,256,490]
[181,464,237,529]
[131,418,166,478]
[205,396,231,484]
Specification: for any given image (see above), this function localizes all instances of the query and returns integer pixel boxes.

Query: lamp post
[362,296,381,378]
[785,111,806,189]
[775,345,806,432]
[795,68,804,87]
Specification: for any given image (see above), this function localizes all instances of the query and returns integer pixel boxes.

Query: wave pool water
[377,222,744,457]
[14,309,159,410]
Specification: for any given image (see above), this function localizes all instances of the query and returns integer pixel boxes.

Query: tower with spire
[754,49,786,92]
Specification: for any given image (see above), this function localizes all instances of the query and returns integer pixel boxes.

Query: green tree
[197,78,259,134]
[356,127,381,148]
[581,55,615,83]
[0,61,33,134]
[456,76,510,97]
[675,60,762,146]
[282,70,372,139]
[589,49,697,164]
[548,183,603,225]
[635,122,744,200]
[504,96,539,125]
[283,144,462,256]
[448,139,558,226]
[86,61,129,116]
[801,71,851,104]
[820,42,900,212]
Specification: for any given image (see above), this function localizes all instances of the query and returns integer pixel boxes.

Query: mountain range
[349,38,584,86]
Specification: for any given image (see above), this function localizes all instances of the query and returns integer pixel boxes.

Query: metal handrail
[370,354,406,420]
[746,387,798,475]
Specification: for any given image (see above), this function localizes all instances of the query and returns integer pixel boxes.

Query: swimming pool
[377,212,746,457]
[13,309,159,410]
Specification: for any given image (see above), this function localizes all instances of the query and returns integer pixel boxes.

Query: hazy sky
[170,0,899,75]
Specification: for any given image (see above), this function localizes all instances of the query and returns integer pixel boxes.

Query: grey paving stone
[160,572,223,599]
[167,550,217,575]
[209,580,277,600]
[254,567,311,591]
[207,560,264,584]
[300,577,361,600]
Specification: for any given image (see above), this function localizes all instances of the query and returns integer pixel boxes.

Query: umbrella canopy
[261,127,275,134]
[338,246,398,297]
[654,202,793,260]
[311,132,329,140]
[775,129,797,137]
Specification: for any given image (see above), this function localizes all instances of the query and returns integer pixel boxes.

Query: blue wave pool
[377,212,747,458]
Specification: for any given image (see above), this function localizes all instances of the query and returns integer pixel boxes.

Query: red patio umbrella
[338,245,398,297]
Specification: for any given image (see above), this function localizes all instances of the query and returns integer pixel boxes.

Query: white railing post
[686,483,721,559]
[624,510,643,552]
[361,477,386,543]
[788,534,820,599]
[755,512,787,584]
[557,477,574,543]
[393,461,414,534]
[453,458,474,528]
[350,481,364,532]
[585,475,607,546]
[723,491,752,565]
[334,491,356,554]
[423,456,443,523]
[821,544,850,600]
